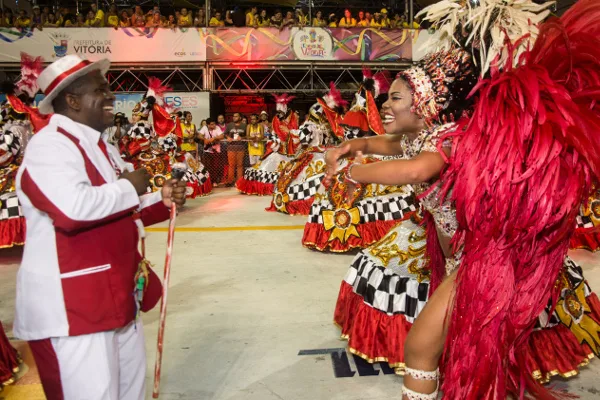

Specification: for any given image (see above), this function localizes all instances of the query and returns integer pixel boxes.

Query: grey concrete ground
[0,188,599,399]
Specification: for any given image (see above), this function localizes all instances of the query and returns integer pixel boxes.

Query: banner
[0,27,206,63]
[0,27,421,63]
[204,27,416,61]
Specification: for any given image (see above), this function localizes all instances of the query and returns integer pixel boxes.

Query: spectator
[106,4,119,28]
[15,10,31,29]
[390,14,402,29]
[103,112,129,146]
[62,13,75,27]
[224,112,247,187]
[270,10,283,28]
[181,111,200,156]
[312,10,326,27]
[328,13,338,28]
[295,8,308,27]
[365,12,373,26]
[146,6,161,23]
[282,11,295,28]
[246,6,257,27]
[42,6,51,23]
[209,11,224,27]
[259,111,271,139]
[403,16,420,29]
[380,8,391,28]
[163,14,176,28]
[224,10,234,26]
[371,13,384,29]
[357,11,368,27]
[195,9,206,27]
[231,7,245,27]
[200,118,225,186]
[179,8,193,27]
[3,9,14,27]
[55,8,67,27]
[75,13,86,27]
[217,115,227,132]
[119,10,131,27]
[91,3,105,27]
[134,6,144,20]
[246,114,264,166]
[31,6,43,30]
[85,10,96,27]
[146,11,162,27]
[43,13,59,27]
[200,119,207,128]
[255,9,269,27]
[338,9,356,28]
[133,14,146,27]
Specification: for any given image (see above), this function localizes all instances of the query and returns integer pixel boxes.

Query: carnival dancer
[14,54,187,399]
[571,187,600,252]
[236,94,299,195]
[328,1,600,398]
[0,53,48,250]
[302,72,419,252]
[267,82,347,215]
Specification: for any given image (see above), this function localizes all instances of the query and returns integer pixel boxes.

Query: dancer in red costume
[303,71,419,252]
[326,0,600,397]
[236,94,299,195]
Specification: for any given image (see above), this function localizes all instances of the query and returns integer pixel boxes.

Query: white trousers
[33,320,146,400]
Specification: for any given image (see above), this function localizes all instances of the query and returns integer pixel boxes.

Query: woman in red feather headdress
[325,0,600,397]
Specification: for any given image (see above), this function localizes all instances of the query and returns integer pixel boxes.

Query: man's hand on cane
[161,180,187,208]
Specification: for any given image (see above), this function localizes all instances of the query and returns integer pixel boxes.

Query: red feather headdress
[16,52,44,99]
[273,93,296,113]
[321,82,348,111]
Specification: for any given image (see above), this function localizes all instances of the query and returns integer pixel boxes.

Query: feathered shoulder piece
[273,93,296,106]
[146,77,171,106]
[16,52,44,99]
[361,68,391,98]
[418,0,554,76]
[322,82,348,113]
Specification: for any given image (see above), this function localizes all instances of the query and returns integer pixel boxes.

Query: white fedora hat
[37,55,110,115]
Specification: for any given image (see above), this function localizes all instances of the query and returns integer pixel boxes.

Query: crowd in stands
[0,4,420,30]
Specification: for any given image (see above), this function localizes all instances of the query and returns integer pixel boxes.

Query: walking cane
[152,163,187,399]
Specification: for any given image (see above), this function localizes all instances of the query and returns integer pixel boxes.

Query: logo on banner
[174,49,187,57]
[292,28,333,60]
[73,39,112,54]
[165,95,199,108]
[50,32,71,58]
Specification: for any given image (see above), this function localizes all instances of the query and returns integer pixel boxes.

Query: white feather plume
[417,0,555,76]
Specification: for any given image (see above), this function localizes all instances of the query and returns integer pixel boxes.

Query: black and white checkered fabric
[308,192,417,224]
[182,165,209,185]
[576,211,594,229]
[287,175,323,201]
[0,125,22,166]
[158,135,178,154]
[243,167,280,184]
[0,192,23,221]
[345,253,429,322]
[344,126,363,141]
[128,122,153,140]
[535,257,590,330]
[298,122,315,146]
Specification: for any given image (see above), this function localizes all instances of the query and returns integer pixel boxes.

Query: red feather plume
[438,0,600,398]
[146,77,171,104]
[16,52,44,99]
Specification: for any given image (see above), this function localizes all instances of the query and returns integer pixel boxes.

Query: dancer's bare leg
[401,270,457,399]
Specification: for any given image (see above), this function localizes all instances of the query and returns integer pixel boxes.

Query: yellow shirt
[181,123,197,152]
[357,20,369,27]
[64,20,74,27]
[94,9,105,27]
[312,18,326,27]
[257,17,270,27]
[370,20,384,28]
[247,124,264,156]
[402,21,420,29]
[15,18,31,28]
[328,22,337,28]
[209,17,224,27]
[84,19,94,27]
[338,17,356,28]
[107,15,119,27]
[179,14,192,26]
[246,12,254,26]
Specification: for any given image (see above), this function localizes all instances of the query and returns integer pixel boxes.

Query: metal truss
[208,61,412,94]
[104,65,206,93]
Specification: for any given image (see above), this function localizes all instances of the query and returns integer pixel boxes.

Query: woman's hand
[323,143,351,186]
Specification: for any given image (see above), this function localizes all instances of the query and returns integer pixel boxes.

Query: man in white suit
[14,55,187,400]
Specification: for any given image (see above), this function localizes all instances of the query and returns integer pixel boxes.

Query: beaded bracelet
[343,163,360,185]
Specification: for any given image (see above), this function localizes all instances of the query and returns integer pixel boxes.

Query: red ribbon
[44,59,93,96]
